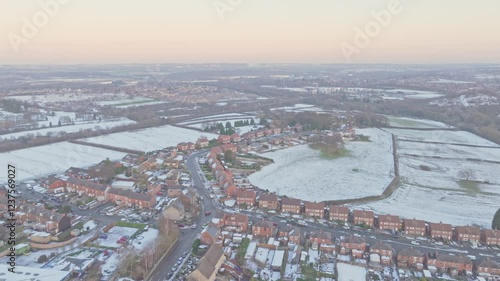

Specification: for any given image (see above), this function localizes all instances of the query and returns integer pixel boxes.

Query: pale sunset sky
[1,0,499,64]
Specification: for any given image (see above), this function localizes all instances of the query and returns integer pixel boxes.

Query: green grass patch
[236,238,250,265]
[358,135,371,142]
[458,180,480,194]
[314,146,350,159]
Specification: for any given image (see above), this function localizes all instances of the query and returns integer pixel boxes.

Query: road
[147,150,216,281]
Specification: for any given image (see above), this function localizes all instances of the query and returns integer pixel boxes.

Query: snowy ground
[398,141,500,162]
[387,116,452,129]
[182,113,251,123]
[337,263,366,281]
[130,228,159,251]
[385,128,499,147]
[81,125,218,152]
[97,226,138,249]
[6,92,132,106]
[248,128,394,201]
[101,252,121,278]
[0,118,135,141]
[0,142,126,182]
[361,128,500,227]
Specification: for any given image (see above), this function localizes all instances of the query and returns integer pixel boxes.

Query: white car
[411,241,420,246]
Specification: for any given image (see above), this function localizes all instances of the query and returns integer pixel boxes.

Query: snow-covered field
[0,118,135,140]
[362,128,500,227]
[97,98,168,108]
[81,125,218,152]
[386,128,499,147]
[387,116,452,129]
[398,141,500,162]
[337,263,366,281]
[248,128,394,202]
[0,142,126,182]
[6,92,131,105]
[361,182,499,228]
[184,113,251,123]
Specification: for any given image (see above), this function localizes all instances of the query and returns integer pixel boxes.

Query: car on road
[411,241,420,246]
[204,211,211,216]
[177,224,185,228]
[191,224,197,229]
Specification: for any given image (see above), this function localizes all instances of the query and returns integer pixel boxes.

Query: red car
[177,224,185,228]
[157,191,163,196]
[204,211,212,216]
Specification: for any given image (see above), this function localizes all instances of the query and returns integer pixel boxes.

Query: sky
[1,0,500,64]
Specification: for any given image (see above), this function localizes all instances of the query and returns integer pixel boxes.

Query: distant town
[0,64,499,281]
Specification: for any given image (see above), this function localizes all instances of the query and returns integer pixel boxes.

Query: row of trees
[117,216,179,280]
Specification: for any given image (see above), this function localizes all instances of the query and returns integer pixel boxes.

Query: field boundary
[68,140,144,155]
[324,131,400,206]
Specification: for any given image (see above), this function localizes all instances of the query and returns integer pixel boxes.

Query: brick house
[477,258,500,277]
[370,241,393,265]
[455,226,481,242]
[258,193,279,210]
[163,159,180,169]
[230,133,241,143]
[65,177,107,201]
[200,225,219,245]
[309,230,334,252]
[218,135,231,144]
[252,220,275,238]
[197,136,209,148]
[41,176,67,191]
[17,205,71,233]
[166,169,181,186]
[264,128,273,136]
[403,219,426,237]
[340,235,367,258]
[278,225,301,245]
[378,214,401,232]
[107,187,156,209]
[481,229,500,246]
[429,222,453,240]
[187,244,226,281]
[281,197,301,214]
[188,142,197,150]
[167,185,185,198]
[310,230,333,245]
[425,253,473,274]
[397,248,424,269]
[329,205,349,222]
[235,189,257,207]
[221,144,238,153]
[220,213,249,232]
[177,142,189,151]
[304,201,324,218]
[65,167,91,179]
[353,210,374,227]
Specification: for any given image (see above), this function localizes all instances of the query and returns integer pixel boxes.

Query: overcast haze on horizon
[1,0,500,65]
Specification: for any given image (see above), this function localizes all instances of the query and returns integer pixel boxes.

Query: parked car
[177,224,185,228]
